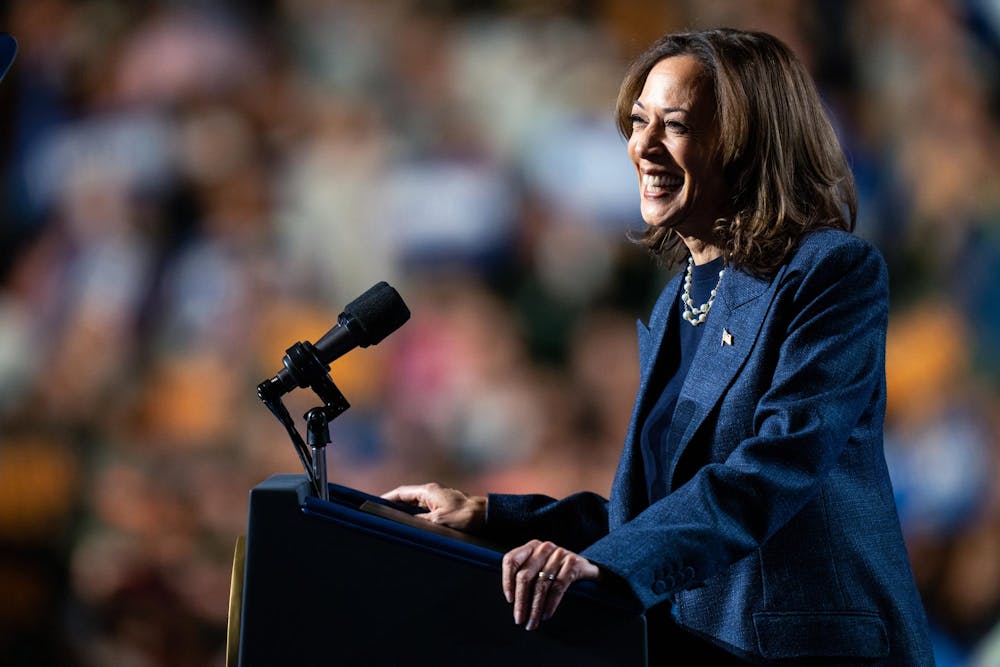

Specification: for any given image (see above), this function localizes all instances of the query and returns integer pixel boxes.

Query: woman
[384,29,934,664]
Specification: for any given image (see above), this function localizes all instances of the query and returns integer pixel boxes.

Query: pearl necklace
[681,257,725,326]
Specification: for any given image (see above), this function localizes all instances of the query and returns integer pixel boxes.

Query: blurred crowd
[0,0,998,665]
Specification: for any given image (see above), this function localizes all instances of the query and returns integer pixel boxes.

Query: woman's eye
[630,114,647,126]
[666,120,689,133]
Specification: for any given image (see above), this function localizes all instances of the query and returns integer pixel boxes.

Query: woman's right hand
[381,482,487,533]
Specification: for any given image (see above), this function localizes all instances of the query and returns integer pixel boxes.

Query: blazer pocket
[753,610,889,660]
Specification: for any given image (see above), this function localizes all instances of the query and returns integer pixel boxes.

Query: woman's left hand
[502,539,600,631]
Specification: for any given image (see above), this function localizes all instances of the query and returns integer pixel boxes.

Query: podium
[231,475,648,666]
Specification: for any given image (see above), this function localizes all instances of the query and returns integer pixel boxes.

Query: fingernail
[504,592,511,604]
[514,611,522,625]
[526,620,535,631]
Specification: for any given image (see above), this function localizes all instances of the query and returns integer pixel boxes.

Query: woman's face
[627,55,727,238]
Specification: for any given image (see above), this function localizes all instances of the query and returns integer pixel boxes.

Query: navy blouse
[640,256,725,503]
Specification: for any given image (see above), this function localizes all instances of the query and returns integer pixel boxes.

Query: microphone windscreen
[341,282,410,346]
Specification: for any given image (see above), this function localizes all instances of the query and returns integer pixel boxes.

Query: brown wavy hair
[617,29,857,275]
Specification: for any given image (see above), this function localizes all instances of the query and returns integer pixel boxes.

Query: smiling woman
[617,30,858,277]
[626,54,728,265]
[384,28,934,665]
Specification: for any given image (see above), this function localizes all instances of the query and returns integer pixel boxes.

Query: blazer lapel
[637,273,683,398]
[609,272,683,527]
[663,266,781,488]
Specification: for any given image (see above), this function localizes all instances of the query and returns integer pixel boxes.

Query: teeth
[643,174,683,190]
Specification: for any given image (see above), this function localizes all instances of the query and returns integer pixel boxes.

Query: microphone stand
[306,408,331,502]
[257,341,350,499]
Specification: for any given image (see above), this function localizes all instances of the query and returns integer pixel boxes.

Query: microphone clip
[257,341,351,499]
[281,341,351,418]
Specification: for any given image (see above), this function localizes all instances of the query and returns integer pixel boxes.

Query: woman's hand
[502,540,600,631]
[381,482,486,532]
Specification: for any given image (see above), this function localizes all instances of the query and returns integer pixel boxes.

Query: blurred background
[0,0,998,665]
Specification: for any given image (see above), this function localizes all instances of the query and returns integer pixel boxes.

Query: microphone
[265,282,410,397]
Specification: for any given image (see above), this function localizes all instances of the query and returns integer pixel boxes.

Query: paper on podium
[358,500,504,551]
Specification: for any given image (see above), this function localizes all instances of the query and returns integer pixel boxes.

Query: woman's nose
[632,124,663,157]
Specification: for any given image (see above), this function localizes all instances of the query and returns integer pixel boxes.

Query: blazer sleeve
[581,237,890,609]
[484,491,611,553]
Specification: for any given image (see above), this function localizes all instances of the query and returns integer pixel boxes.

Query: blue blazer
[487,229,934,664]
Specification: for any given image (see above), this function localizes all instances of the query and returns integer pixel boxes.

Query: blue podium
[231,475,648,666]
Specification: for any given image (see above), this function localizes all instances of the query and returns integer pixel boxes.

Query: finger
[513,542,555,627]
[380,484,432,507]
[502,542,535,605]
[414,509,439,523]
[527,548,566,631]
[541,554,578,622]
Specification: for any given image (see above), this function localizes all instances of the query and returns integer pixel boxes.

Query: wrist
[470,495,487,532]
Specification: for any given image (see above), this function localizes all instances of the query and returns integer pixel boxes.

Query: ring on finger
[537,572,556,582]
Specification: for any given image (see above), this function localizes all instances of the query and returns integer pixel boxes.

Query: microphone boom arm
[257,340,352,498]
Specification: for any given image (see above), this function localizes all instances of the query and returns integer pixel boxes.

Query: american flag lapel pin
[721,329,733,346]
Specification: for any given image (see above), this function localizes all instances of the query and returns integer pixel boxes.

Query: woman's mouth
[642,173,683,196]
